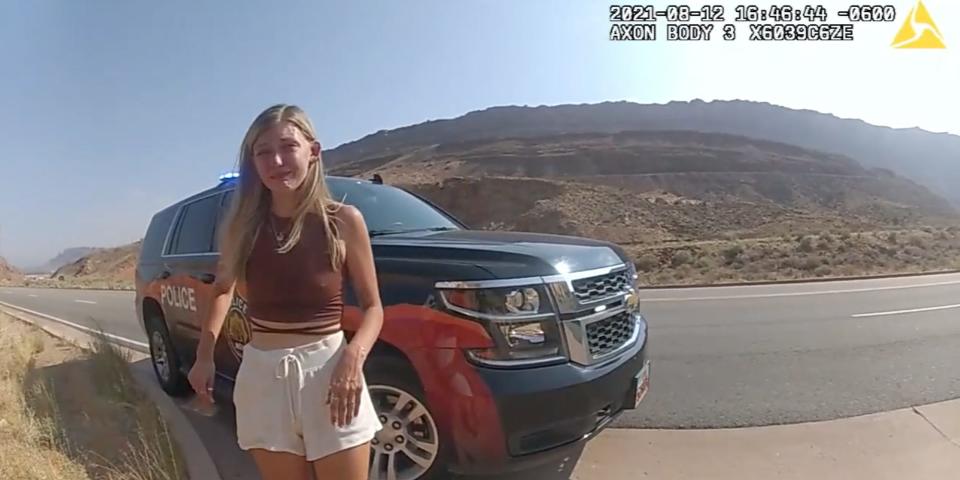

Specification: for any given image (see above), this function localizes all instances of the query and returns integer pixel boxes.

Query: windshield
[327,179,462,235]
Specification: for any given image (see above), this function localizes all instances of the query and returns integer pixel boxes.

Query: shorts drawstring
[275,353,305,427]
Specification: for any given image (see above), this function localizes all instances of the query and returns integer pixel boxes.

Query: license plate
[634,362,650,408]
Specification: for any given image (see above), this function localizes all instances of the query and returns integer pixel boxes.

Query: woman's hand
[188,357,216,404]
[328,343,367,427]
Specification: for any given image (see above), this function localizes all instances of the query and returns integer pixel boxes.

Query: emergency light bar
[218,172,240,182]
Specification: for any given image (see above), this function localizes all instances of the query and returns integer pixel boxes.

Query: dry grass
[630,227,960,286]
[0,312,187,480]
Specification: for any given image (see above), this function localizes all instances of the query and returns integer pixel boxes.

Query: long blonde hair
[218,104,346,284]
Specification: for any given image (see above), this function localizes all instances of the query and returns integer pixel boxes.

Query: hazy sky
[1,0,957,269]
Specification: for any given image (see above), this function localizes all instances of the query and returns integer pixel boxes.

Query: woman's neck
[270,193,297,218]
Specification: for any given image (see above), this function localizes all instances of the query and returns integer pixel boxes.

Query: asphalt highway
[3,272,960,429]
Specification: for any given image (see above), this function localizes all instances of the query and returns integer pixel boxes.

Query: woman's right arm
[188,258,236,402]
[196,276,235,361]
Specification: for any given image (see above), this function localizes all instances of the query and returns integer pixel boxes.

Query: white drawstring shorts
[233,331,382,461]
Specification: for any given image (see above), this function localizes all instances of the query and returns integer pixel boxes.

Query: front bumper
[451,324,648,475]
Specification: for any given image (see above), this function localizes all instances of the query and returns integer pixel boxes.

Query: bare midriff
[247,317,342,349]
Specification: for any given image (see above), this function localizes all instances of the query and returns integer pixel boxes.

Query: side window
[168,194,222,255]
[212,189,235,252]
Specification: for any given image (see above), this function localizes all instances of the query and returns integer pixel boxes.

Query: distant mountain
[324,99,960,205]
[30,247,97,274]
[330,129,956,245]
[52,241,141,283]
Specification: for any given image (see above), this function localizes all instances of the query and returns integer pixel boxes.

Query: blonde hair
[218,104,345,284]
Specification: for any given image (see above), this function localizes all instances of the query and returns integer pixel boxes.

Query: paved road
[3,273,960,429]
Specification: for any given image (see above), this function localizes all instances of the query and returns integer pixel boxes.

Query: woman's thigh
[311,442,371,480]
[250,449,312,480]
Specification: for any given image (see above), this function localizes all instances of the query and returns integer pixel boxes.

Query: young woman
[188,104,384,479]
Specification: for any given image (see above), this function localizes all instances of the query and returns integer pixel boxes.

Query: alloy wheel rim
[150,330,170,382]
[368,385,440,480]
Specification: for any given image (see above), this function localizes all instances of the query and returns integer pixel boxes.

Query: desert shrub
[936,230,950,241]
[802,257,822,271]
[841,252,864,265]
[671,250,694,267]
[781,256,804,270]
[743,261,765,275]
[674,264,694,279]
[908,235,928,248]
[635,255,659,272]
[903,246,925,258]
[814,265,832,277]
[817,240,831,251]
[887,232,898,244]
[839,231,853,241]
[798,236,815,253]
[721,244,744,264]
[820,232,835,244]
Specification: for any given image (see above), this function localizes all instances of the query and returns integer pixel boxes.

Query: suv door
[211,189,247,380]
[160,191,223,367]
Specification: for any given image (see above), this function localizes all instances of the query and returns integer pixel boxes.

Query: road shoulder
[0,304,223,480]
[575,400,960,480]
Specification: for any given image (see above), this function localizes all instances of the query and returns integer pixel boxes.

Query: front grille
[585,312,635,358]
[572,269,630,304]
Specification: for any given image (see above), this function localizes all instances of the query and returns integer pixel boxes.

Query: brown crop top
[244,211,345,335]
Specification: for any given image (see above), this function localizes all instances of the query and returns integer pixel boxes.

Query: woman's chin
[266,179,301,193]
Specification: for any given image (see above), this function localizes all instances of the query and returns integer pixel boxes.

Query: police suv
[135,173,650,479]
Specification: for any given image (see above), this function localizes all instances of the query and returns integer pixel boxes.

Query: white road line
[642,279,960,302]
[0,300,148,350]
[74,299,97,304]
[28,294,38,297]
[852,304,960,318]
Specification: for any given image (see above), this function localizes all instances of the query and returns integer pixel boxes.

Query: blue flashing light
[218,172,240,182]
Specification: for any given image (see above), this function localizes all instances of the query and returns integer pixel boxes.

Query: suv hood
[372,229,629,278]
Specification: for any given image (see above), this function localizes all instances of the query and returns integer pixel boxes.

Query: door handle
[191,273,216,284]
[158,270,171,280]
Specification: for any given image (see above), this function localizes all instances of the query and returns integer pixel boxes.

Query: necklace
[267,216,289,246]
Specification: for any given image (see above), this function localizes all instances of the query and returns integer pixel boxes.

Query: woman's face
[251,122,320,194]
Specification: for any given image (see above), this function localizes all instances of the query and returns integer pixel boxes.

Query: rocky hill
[0,257,23,284]
[328,120,960,284]
[324,99,960,206]
[51,241,141,288]
[332,130,956,242]
[30,247,97,274]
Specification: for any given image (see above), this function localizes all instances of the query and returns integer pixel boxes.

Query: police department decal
[224,295,252,360]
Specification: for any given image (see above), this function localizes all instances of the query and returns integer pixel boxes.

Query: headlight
[442,286,542,316]
[437,285,566,366]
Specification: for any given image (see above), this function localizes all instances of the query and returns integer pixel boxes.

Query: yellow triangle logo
[892,1,946,48]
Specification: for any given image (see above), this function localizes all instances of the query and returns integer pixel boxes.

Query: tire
[145,315,191,396]
[365,355,450,480]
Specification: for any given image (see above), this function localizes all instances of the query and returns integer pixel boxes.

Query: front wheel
[365,356,449,480]
[146,316,190,396]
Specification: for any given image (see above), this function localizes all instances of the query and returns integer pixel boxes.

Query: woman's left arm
[328,205,384,427]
